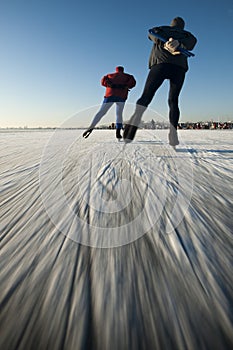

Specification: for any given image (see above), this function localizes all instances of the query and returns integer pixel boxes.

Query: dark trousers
[136,63,186,128]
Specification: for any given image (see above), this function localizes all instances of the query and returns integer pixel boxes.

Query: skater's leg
[90,101,113,128]
[83,100,113,138]
[115,101,125,139]
[168,69,185,146]
[124,65,165,142]
[115,101,124,127]
[168,71,185,128]
[137,66,165,106]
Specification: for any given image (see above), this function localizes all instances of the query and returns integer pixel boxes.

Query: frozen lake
[1,129,233,349]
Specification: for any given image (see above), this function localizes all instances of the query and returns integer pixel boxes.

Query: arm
[148,27,161,43]
[101,75,126,88]
[148,29,195,57]
[101,75,112,87]
[179,33,197,51]
[127,75,136,89]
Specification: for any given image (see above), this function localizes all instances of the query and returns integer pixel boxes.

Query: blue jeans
[90,96,126,129]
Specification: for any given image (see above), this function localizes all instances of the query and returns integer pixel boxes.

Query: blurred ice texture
[0,129,232,349]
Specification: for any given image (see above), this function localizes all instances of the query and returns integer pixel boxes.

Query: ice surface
[1,129,232,349]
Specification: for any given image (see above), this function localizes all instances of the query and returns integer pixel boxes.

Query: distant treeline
[106,120,233,130]
[178,121,233,130]
[1,121,233,131]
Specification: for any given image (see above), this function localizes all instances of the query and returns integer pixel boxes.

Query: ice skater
[83,66,136,140]
[123,17,197,146]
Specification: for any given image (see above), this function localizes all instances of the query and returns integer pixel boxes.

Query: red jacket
[101,68,136,100]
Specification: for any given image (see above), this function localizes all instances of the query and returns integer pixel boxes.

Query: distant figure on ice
[123,17,197,146]
[83,66,136,139]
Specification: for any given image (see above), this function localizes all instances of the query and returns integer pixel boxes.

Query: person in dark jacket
[123,17,197,146]
[83,66,136,139]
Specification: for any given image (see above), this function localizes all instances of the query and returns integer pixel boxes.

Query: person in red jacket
[83,66,136,139]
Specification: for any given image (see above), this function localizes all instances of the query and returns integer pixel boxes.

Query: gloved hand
[164,38,181,55]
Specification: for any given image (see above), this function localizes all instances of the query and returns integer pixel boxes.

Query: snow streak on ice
[39,129,194,247]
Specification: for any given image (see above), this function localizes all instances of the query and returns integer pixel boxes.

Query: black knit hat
[170,17,185,29]
[116,66,124,72]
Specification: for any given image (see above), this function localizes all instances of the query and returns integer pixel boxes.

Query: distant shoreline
[1,124,233,132]
[1,120,233,132]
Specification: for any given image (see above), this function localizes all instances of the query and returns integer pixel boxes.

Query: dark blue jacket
[148,25,197,71]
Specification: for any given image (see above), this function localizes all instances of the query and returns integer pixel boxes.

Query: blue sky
[0,0,233,127]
